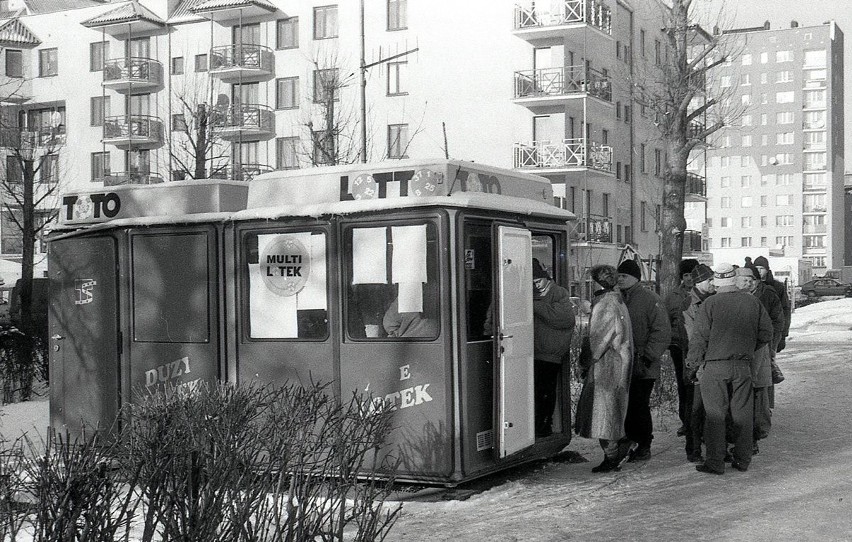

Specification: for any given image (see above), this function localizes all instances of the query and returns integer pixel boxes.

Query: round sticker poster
[409,169,442,197]
[260,236,311,297]
[351,173,378,200]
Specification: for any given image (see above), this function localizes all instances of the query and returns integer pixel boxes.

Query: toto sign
[260,236,311,296]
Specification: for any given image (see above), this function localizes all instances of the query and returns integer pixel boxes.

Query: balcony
[0,128,66,148]
[212,104,275,142]
[803,205,827,214]
[103,115,164,149]
[513,0,612,40]
[688,120,706,143]
[102,172,164,187]
[682,230,704,253]
[210,163,274,182]
[103,57,164,93]
[209,44,275,82]
[574,214,612,243]
[803,224,827,234]
[513,138,613,173]
[513,66,612,106]
[685,172,706,201]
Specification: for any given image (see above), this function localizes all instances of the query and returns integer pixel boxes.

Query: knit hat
[679,258,700,277]
[753,256,770,270]
[591,264,618,290]
[714,262,737,288]
[532,258,550,279]
[617,259,642,281]
[691,264,713,284]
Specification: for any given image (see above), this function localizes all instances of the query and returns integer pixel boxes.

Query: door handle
[51,334,64,341]
[499,332,513,340]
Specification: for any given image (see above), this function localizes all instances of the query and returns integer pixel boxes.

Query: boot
[591,457,621,473]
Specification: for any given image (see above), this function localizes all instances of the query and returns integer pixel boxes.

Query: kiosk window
[344,222,439,340]
[244,231,328,340]
[464,222,493,341]
[132,232,210,343]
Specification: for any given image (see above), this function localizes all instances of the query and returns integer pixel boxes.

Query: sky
[699,0,852,169]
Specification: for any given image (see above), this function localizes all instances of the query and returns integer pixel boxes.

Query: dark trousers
[669,345,689,427]
[534,360,561,436]
[686,383,704,456]
[699,360,753,472]
[754,387,771,440]
[624,377,655,448]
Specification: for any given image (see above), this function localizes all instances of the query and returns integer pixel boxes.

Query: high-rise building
[0,0,691,291]
[699,20,844,274]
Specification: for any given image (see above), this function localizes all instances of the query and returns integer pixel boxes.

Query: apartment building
[0,0,687,291]
[700,20,845,274]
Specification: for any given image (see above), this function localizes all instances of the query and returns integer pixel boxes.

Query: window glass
[90,41,108,72]
[344,221,439,340]
[39,48,57,77]
[313,5,338,39]
[276,77,299,109]
[276,136,300,169]
[465,222,492,341]
[387,0,407,30]
[276,17,299,49]
[244,230,328,340]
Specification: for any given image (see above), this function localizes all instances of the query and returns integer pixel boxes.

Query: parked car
[799,278,852,299]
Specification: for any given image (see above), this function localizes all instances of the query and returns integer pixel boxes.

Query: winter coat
[532,280,576,363]
[575,290,633,440]
[750,282,783,387]
[663,283,691,350]
[383,300,439,338]
[621,282,671,380]
[685,290,774,370]
[765,270,791,337]
[683,287,713,343]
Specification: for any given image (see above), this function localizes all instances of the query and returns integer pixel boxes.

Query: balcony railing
[212,104,275,141]
[103,115,164,148]
[803,224,827,234]
[514,66,612,102]
[574,214,612,243]
[514,0,612,34]
[682,230,704,253]
[513,138,613,172]
[210,44,275,81]
[103,57,163,92]
[688,120,705,141]
[102,171,164,186]
[685,172,706,199]
[0,128,66,148]
[803,205,827,213]
[210,163,274,182]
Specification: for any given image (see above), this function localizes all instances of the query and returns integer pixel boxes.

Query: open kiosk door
[496,226,535,457]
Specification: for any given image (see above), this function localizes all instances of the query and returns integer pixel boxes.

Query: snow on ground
[3,300,852,541]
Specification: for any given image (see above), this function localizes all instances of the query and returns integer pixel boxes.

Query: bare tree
[630,0,741,294]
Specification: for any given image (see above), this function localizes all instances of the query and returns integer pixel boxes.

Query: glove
[776,337,786,353]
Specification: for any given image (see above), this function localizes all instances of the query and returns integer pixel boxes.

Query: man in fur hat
[753,256,790,384]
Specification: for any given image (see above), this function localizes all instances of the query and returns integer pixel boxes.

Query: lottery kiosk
[48,159,576,486]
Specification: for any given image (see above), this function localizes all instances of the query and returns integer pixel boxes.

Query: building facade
[0,0,691,292]
[699,20,845,274]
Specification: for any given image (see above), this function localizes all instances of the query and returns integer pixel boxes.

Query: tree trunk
[19,157,35,335]
[659,141,690,297]
[195,104,208,179]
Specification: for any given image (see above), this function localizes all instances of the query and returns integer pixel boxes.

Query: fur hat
[679,258,700,277]
[753,256,770,270]
[734,267,754,278]
[591,264,618,289]
[691,264,713,284]
[532,258,550,280]
[747,264,761,281]
[617,259,642,281]
[714,262,737,288]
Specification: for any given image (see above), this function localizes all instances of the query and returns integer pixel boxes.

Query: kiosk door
[496,226,535,457]
[49,236,119,437]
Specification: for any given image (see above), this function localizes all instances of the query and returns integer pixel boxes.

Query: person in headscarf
[575,264,634,472]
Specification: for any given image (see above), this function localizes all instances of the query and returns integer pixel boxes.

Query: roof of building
[189,0,276,14]
[0,17,40,46]
[81,0,165,28]
[22,0,107,15]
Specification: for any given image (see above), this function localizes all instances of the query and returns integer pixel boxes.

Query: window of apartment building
[804,193,826,211]
[761,174,773,186]
[741,237,752,247]
[720,75,731,88]
[615,161,621,180]
[760,216,768,227]
[654,149,661,176]
[615,101,622,118]
[741,73,751,86]
[276,136,300,169]
[4,157,20,184]
[721,196,731,208]
[720,156,730,167]
[91,151,110,182]
[741,94,751,106]
[804,110,826,129]
[741,175,751,187]
[313,68,340,102]
[776,111,794,124]
[741,114,752,126]
[804,172,827,187]
[761,134,768,146]
[742,53,752,65]
[775,50,793,63]
[741,156,749,167]
[805,68,827,82]
[760,93,769,104]
[387,60,407,95]
[90,95,110,126]
[776,70,793,83]
[126,149,151,175]
[721,237,731,248]
[654,39,661,66]
[276,17,299,49]
[313,5,338,39]
[776,91,794,103]
[776,215,794,226]
[760,52,768,64]
[602,193,610,217]
[777,132,794,145]
[312,130,334,165]
[623,164,630,184]
[775,153,794,165]
[742,135,752,147]
[90,41,108,72]
[39,154,58,184]
[741,196,752,208]
[233,23,260,45]
[276,77,299,109]
[776,194,793,206]
[760,113,767,125]
[38,48,57,77]
[760,237,768,247]
[194,54,208,72]
[775,236,791,247]
[804,89,826,108]
[804,152,827,171]
[639,144,646,172]
[640,29,646,56]
[803,236,825,248]
[760,72,767,84]
[720,135,731,147]
[5,49,22,78]
[720,217,730,228]
[387,0,407,30]
[388,124,409,159]
[171,113,187,132]
[777,173,793,185]
[720,176,730,188]
[803,49,826,67]
[171,56,184,75]
[808,256,826,267]
[615,40,622,60]
[760,195,768,207]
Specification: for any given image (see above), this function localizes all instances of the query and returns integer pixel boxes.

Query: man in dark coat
[686,263,774,475]
[663,259,699,437]
[616,259,671,461]
[753,256,790,384]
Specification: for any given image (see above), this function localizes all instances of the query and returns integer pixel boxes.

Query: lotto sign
[260,236,311,296]
[351,174,378,200]
[409,169,442,197]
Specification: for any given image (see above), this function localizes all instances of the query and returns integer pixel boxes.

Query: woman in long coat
[575,264,634,472]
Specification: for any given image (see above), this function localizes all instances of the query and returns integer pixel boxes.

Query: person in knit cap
[753,256,790,384]
[615,258,671,461]
[686,263,773,474]
[682,263,715,462]
[664,259,700,438]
